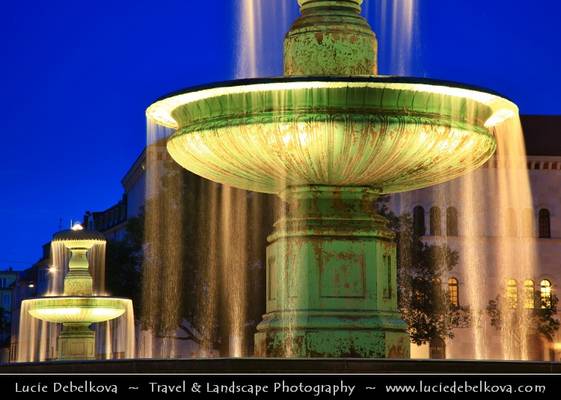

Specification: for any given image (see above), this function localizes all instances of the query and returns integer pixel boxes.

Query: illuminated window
[448,277,459,307]
[446,207,458,236]
[523,279,535,309]
[413,206,425,236]
[506,279,518,309]
[430,207,441,236]
[540,279,552,309]
[539,209,551,238]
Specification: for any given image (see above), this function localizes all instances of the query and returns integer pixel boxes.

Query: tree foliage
[377,198,469,345]
[0,306,7,332]
[487,291,560,342]
[106,155,275,354]
[0,306,9,346]
[104,216,143,317]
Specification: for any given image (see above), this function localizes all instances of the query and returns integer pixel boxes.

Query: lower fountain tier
[25,297,130,324]
[57,323,96,360]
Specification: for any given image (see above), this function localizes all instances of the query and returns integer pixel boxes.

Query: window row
[412,206,552,238]
[413,206,458,236]
[445,278,553,310]
[506,279,553,309]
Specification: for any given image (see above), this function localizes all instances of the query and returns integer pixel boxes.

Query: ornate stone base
[254,312,409,357]
[58,323,95,360]
[254,186,409,358]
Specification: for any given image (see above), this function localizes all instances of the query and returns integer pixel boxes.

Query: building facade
[7,243,51,362]
[395,115,561,360]
[0,268,18,362]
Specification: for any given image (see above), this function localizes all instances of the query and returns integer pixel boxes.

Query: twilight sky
[0,0,560,268]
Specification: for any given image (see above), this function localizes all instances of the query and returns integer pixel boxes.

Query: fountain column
[58,241,96,360]
[254,0,408,357]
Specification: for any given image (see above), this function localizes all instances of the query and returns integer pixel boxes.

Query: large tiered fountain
[23,225,132,360]
[146,0,518,357]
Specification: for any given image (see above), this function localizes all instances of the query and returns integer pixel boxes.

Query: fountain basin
[25,297,129,324]
[147,76,517,194]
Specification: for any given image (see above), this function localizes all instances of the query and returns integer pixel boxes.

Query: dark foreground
[1,358,560,373]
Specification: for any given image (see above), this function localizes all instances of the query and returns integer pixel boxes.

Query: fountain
[22,224,133,360]
[146,0,518,358]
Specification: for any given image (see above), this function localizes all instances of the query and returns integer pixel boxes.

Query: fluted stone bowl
[25,297,130,324]
[52,229,106,249]
[146,76,517,194]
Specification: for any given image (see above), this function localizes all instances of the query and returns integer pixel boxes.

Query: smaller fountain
[23,224,132,360]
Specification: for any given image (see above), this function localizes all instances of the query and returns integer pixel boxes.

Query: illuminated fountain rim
[147,76,517,194]
[24,296,130,324]
[146,75,518,129]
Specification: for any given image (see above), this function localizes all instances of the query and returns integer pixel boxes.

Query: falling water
[98,300,136,359]
[141,115,277,357]
[449,117,536,360]
[493,117,537,360]
[221,186,249,357]
[235,0,295,78]
[89,242,107,295]
[196,180,220,356]
[140,121,184,358]
[49,240,106,296]
[365,0,419,75]
[16,302,49,362]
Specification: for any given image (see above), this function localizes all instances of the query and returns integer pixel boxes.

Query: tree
[0,306,7,331]
[104,216,144,317]
[377,197,470,345]
[123,151,276,355]
[487,290,560,350]
[0,306,9,347]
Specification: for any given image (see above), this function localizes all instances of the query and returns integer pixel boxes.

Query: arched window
[540,279,552,309]
[446,207,458,236]
[506,208,517,236]
[448,277,459,307]
[430,207,442,236]
[523,279,535,309]
[539,209,551,238]
[506,279,518,309]
[413,206,425,236]
[522,209,534,237]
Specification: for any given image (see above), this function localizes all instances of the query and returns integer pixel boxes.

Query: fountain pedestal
[58,323,95,360]
[255,186,409,357]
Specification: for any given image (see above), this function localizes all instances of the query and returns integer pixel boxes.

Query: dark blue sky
[1,0,560,267]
